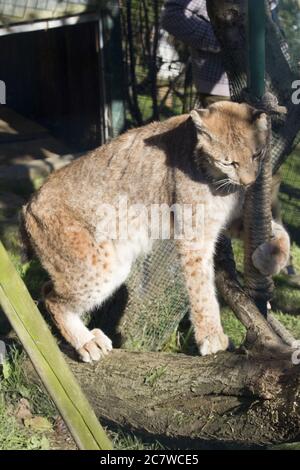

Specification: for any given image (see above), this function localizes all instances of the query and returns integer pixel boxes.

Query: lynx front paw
[77,328,113,363]
[252,238,290,276]
[198,331,230,356]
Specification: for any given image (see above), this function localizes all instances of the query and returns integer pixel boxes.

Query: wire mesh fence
[119,0,198,127]
[97,239,190,351]
[113,0,300,351]
[108,1,197,350]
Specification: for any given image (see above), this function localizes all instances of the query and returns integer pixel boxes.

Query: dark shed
[0,0,125,151]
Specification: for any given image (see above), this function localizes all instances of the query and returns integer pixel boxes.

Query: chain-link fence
[112,0,300,351]
[119,0,198,127]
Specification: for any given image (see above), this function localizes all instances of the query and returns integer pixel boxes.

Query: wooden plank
[0,241,113,450]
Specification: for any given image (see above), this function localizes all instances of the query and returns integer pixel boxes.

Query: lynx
[21,102,290,362]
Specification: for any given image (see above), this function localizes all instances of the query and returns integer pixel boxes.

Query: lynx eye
[221,160,239,168]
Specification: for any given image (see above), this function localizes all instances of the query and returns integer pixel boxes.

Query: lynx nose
[239,171,256,188]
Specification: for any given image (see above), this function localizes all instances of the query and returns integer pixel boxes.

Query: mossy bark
[27,348,299,449]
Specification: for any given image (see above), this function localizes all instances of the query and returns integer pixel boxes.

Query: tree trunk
[27,348,300,448]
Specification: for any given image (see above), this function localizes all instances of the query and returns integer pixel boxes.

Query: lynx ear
[252,109,268,132]
[190,109,210,133]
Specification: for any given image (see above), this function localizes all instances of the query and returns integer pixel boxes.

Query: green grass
[272,248,300,315]
[0,348,56,420]
[224,238,300,347]
[0,347,53,450]
[221,307,246,347]
[110,430,164,451]
[280,147,300,244]
[0,398,50,450]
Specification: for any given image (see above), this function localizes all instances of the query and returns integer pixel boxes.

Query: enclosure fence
[108,0,300,352]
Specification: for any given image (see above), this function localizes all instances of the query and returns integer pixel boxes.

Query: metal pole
[247,0,266,98]
[244,0,273,316]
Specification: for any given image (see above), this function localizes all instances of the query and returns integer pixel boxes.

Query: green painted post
[0,242,113,450]
[247,0,266,98]
[245,1,273,317]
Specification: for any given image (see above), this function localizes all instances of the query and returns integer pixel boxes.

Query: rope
[241,89,287,115]
[242,90,286,314]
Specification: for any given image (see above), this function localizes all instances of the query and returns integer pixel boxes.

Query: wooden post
[0,241,112,451]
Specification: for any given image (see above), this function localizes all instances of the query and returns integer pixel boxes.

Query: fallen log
[26,348,300,449]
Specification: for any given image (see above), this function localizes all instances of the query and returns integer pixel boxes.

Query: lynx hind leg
[25,207,123,362]
[178,241,230,355]
[43,236,120,362]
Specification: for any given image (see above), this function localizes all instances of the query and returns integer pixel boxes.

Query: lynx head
[190,101,268,189]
